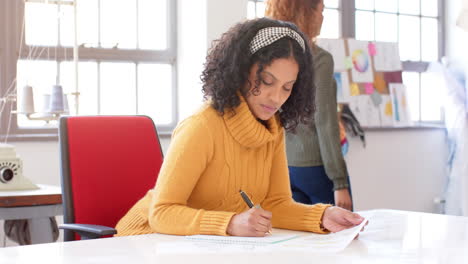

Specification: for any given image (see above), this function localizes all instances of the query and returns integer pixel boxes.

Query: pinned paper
[374,72,389,94]
[368,42,377,56]
[365,83,374,94]
[317,39,347,71]
[370,90,382,106]
[335,72,351,103]
[350,83,360,96]
[348,39,374,83]
[345,57,352,69]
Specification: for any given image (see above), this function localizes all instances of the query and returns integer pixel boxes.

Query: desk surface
[0,184,62,207]
[1,209,468,264]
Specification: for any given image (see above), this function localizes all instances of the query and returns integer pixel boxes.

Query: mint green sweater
[285,46,349,190]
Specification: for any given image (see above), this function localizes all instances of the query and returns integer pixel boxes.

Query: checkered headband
[249,27,306,55]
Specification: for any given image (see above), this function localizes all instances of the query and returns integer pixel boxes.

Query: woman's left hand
[334,189,353,211]
[321,206,365,233]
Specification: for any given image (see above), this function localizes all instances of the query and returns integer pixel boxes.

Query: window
[353,0,443,123]
[0,0,177,140]
[246,0,445,124]
[247,0,265,19]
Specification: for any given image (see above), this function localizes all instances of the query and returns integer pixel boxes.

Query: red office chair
[59,116,163,241]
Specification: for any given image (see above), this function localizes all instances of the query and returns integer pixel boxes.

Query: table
[1,209,468,263]
[0,184,62,244]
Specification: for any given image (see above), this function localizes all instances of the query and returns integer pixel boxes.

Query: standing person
[115,18,364,237]
[266,0,353,210]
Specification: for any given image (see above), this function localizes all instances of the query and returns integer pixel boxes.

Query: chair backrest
[59,116,163,241]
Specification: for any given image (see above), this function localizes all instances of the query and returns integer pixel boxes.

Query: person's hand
[321,206,364,233]
[226,207,272,237]
[334,189,353,211]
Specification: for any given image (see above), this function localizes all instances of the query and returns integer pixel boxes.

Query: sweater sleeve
[262,129,332,233]
[314,49,350,190]
[147,116,235,236]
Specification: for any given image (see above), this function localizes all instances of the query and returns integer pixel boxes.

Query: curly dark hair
[201,17,315,131]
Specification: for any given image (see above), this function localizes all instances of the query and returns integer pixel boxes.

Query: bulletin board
[317,38,413,127]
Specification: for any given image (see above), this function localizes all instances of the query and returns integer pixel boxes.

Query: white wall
[346,129,448,213]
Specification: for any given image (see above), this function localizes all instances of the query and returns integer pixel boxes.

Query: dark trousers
[289,166,353,207]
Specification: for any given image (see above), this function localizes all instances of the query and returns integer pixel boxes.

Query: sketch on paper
[317,38,347,72]
[373,42,403,72]
[347,39,374,83]
[389,83,412,126]
[334,72,351,103]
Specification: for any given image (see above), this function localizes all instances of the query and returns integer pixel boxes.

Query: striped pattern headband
[249,27,306,55]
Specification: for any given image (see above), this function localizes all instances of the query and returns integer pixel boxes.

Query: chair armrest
[59,223,117,240]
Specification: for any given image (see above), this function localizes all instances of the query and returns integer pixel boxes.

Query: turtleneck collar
[223,95,281,148]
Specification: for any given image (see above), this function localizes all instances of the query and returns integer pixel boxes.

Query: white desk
[1,209,468,263]
[0,184,62,244]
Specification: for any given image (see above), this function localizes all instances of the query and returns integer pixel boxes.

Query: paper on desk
[155,220,368,255]
[154,233,299,255]
[186,233,299,244]
[278,218,369,253]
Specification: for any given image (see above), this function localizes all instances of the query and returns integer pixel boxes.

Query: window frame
[0,0,177,141]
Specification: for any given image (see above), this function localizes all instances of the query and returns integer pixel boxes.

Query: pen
[239,190,272,234]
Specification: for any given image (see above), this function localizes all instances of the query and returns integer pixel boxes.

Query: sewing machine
[0,144,38,191]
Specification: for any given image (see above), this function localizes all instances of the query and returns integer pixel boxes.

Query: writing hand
[226,207,272,237]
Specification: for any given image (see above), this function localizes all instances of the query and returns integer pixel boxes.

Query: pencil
[239,190,272,235]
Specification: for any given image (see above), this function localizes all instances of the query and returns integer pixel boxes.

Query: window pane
[375,13,397,42]
[399,15,420,61]
[16,60,57,128]
[355,0,374,10]
[60,62,98,115]
[319,9,340,38]
[25,3,58,46]
[324,0,339,8]
[77,0,99,47]
[101,0,137,49]
[59,4,74,46]
[421,0,438,17]
[356,11,374,41]
[256,2,266,18]
[100,63,136,114]
[399,0,420,15]
[247,1,256,19]
[375,0,397,12]
[421,18,439,62]
[402,72,420,122]
[138,64,173,125]
[420,72,443,121]
[139,0,167,50]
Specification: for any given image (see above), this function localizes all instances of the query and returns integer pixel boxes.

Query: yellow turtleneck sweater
[115,98,331,236]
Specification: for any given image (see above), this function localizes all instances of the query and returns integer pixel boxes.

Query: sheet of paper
[389,83,413,127]
[156,220,368,255]
[335,72,351,103]
[379,95,394,126]
[347,39,375,83]
[349,95,381,127]
[317,38,347,72]
[277,218,369,253]
[155,233,299,255]
[373,42,402,71]
[186,233,299,244]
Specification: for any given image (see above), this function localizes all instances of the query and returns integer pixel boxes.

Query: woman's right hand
[226,207,272,236]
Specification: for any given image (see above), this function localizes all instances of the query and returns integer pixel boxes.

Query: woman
[116,18,363,237]
[266,0,353,211]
